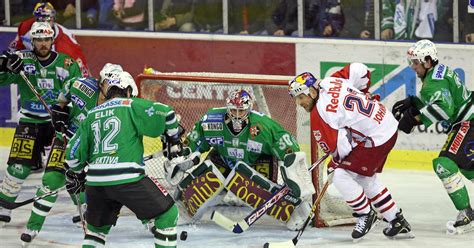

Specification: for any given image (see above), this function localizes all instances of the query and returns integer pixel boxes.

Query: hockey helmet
[226,89,253,121]
[288,72,318,97]
[30,22,54,39]
[100,63,123,82]
[407,39,438,65]
[105,71,139,97]
[33,2,56,21]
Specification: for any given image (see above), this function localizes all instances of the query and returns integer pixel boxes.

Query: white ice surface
[1,147,473,248]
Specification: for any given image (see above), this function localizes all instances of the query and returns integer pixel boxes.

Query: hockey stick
[20,71,53,117]
[0,186,66,210]
[211,153,329,234]
[143,150,164,162]
[263,162,334,248]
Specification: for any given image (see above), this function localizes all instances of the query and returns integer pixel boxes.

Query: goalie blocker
[171,151,315,230]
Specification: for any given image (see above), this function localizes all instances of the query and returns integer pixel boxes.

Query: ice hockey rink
[1,147,473,248]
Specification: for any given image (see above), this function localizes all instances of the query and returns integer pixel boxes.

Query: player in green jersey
[20,63,125,245]
[65,71,180,248]
[167,89,315,230]
[0,22,82,228]
[392,39,474,234]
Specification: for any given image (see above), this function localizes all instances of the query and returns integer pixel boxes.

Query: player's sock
[151,204,178,248]
[83,223,111,248]
[383,209,414,238]
[433,157,471,210]
[0,163,31,226]
[369,187,398,222]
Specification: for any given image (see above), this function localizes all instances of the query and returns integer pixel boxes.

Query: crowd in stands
[1,0,473,43]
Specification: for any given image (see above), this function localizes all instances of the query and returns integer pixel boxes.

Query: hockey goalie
[163,89,315,230]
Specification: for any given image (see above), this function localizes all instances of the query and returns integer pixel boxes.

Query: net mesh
[137,72,354,227]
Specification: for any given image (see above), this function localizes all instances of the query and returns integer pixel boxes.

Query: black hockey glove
[52,104,70,132]
[162,124,186,160]
[398,107,422,134]
[392,96,416,121]
[0,51,23,74]
[65,169,86,195]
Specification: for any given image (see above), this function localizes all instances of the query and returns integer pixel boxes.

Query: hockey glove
[164,147,201,185]
[392,96,416,121]
[327,157,340,175]
[162,124,186,159]
[52,104,70,132]
[65,169,86,195]
[1,51,23,74]
[398,107,422,134]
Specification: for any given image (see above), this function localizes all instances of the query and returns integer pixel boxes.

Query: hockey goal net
[136,72,354,227]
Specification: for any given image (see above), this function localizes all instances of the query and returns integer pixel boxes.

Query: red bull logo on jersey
[326,79,343,113]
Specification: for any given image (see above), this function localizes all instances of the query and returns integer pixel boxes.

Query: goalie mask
[33,2,56,22]
[288,72,318,97]
[226,89,253,132]
[407,39,438,65]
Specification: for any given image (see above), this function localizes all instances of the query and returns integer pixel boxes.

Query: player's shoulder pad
[431,64,447,81]
[71,77,99,96]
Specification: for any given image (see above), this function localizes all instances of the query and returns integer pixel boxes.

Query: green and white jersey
[66,97,179,186]
[186,108,300,168]
[414,64,473,128]
[0,51,82,124]
[58,77,99,137]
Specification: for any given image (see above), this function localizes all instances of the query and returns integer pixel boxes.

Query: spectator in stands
[194,0,223,33]
[269,0,344,37]
[228,0,276,35]
[381,0,451,41]
[154,0,195,32]
[461,0,474,43]
[113,0,147,30]
[58,0,99,29]
[98,0,115,29]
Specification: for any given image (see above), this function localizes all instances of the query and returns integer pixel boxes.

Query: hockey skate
[383,209,415,239]
[446,207,474,235]
[0,208,11,227]
[21,229,39,247]
[352,207,379,242]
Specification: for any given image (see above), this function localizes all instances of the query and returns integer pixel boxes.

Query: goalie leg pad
[433,157,470,210]
[286,199,312,230]
[178,160,226,220]
[281,152,315,202]
[225,161,301,224]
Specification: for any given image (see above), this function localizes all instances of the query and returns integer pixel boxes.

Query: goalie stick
[211,153,329,234]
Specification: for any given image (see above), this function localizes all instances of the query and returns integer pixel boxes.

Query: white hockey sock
[333,169,370,215]
[368,187,398,222]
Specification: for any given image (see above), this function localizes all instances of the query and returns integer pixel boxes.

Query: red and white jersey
[310,77,397,160]
[9,18,90,77]
[331,63,371,94]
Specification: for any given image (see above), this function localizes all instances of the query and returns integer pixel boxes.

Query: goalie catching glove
[164,147,201,185]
